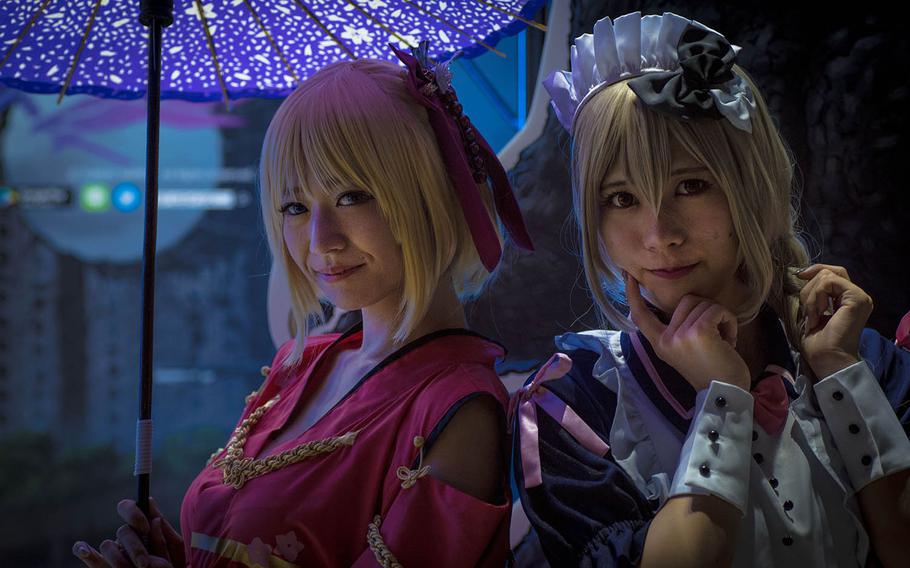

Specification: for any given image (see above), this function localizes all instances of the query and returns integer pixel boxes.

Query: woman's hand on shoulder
[797,263,873,380]
[626,273,750,392]
[73,498,185,568]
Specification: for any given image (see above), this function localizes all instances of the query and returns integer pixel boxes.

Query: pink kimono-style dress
[180,324,511,567]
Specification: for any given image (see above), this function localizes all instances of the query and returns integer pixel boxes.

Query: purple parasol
[1,0,547,103]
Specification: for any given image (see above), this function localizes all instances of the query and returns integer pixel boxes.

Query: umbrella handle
[136,0,173,522]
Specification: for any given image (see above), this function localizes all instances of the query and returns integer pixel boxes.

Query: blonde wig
[572,67,810,345]
[259,59,501,365]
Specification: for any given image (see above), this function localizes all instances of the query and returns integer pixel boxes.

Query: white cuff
[669,380,754,514]
[814,360,910,491]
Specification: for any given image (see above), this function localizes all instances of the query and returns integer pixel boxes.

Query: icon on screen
[0,187,19,209]
[112,182,142,213]
[79,183,111,213]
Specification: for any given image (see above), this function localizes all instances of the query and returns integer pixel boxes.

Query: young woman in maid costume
[73,44,534,567]
[512,12,910,568]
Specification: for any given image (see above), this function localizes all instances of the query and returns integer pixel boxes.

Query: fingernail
[795,266,807,274]
[73,543,89,558]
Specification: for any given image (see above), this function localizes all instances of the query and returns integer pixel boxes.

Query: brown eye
[601,191,638,209]
[677,179,711,195]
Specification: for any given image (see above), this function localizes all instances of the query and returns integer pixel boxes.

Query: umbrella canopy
[1,0,547,102]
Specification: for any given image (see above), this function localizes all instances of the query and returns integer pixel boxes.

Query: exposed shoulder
[423,394,507,502]
[392,363,509,502]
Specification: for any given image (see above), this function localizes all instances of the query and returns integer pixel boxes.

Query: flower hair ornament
[391,41,534,272]
[544,12,757,133]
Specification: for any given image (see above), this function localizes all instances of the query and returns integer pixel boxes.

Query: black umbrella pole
[137,0,173,521]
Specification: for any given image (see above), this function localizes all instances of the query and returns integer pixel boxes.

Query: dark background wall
[468,0,910,370]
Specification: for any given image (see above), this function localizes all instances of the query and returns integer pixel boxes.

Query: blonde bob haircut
[260,59,501,365]
[572,66,810,345]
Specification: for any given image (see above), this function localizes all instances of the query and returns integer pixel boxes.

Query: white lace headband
[543,11,756,134]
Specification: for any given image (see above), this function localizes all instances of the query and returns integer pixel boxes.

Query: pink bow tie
[751,374,789,435]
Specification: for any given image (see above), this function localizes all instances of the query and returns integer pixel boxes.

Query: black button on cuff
[782,536,794,546]
[753,453,764,464]
[861,455,872,466]
[699,463,711,477]
[769,477,779,489]
[848,423,860,434]
[715,396,727,408]
[708,430,719,442]
[783,500,793,511]
[832,390,844,401]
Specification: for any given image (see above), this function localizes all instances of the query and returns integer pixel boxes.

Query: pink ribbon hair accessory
[391,42,534,272]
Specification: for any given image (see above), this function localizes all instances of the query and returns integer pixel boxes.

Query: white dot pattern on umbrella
[0,0,545,101]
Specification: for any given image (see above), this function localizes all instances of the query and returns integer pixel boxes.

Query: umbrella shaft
[137,7,168,519]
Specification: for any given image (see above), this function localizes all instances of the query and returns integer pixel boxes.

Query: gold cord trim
[0,0,53,72]
[474,0,548,32]
[241,0,300,84]
[57,0,104,104]
[291,0,356,60]
[344,0,415,49]
[367,515,403,568]
[211,394,359,489]
[396,435,430,489]
[400,0,505,58]
[193,0,230,106]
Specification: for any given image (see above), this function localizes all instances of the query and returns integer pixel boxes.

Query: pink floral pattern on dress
[247,537,272,568]
[275,531,306,562]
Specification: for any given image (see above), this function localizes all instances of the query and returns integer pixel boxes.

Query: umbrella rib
[400,0,505,58]
[290,0,356,60]
[344,0,415,49]
[473,0,548,32]
[193,0,230,106]
[0,0,53,71]
[242,0,300,84]
[57,0,104,104]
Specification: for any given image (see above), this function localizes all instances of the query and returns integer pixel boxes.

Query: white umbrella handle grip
[134,419,154,475]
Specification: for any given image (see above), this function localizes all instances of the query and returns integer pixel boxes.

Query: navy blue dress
[513,315,910,567]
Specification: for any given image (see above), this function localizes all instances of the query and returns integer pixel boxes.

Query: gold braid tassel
[367,515,403,568]
[396,436,431,489]
[217,431,359,489]
[211,394,359,489]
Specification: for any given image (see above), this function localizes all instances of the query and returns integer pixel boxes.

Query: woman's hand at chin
[626,272,750,392]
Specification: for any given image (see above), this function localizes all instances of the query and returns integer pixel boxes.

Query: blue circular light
[112,182,141,213]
